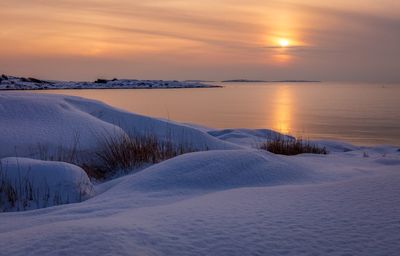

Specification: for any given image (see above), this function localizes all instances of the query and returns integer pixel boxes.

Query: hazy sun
[278,39,289,47]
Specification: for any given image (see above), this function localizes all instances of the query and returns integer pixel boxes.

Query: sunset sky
[1,0,399,82]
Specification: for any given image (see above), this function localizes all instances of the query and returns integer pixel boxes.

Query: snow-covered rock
[0,157,94,212]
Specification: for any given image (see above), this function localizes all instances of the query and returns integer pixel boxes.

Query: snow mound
[63,96,239,150]
[0,93,126,158]
[209,129,362,153]
[313,140,359,152]
[0,157,94,212]
[103,150,314,197]
[1,159,400,255]
[208,128,293,148]
[0,93,238,158]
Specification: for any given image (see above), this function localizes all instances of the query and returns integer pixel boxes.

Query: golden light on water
[271,86,293,134]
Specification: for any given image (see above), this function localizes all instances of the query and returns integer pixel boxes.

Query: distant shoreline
[0,75,221,90]
[0,74,325,91]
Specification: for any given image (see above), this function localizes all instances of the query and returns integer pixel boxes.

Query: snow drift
[0,92,238,159]
[208,128,294,148]
[0,157,93,212]
[0,149,399,255]
[104,150,312,195]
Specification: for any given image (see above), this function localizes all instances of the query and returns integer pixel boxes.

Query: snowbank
[0,92,238,158]
[63,96,239,151]
[208,128,294,148]
[0,157,94,212]
[104,150,312,194]
[86,146,400,210]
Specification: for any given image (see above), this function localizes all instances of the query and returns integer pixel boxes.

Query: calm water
[34,82,400,146]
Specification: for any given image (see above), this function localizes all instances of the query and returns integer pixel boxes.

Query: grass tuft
[260,136,328,155]
[0,163,88,212]
[23,131,196,180]
[88,133,195,179]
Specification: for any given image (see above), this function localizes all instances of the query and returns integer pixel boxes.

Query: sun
[278,39,290,47]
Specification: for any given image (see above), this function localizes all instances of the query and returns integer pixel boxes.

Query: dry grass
[0,163,51,211]
[35,132,81,164]
[20,131,196,180]
[260,136,328,155]
[91,133,194,179]
[0,163,90,212]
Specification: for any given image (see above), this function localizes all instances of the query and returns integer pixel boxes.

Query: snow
[0,157,94,212]
[99,150,314,198]
[0,93,126,158]
[0,92,238,158]
[0,75,219,90]
[62,95,239,151]
[1,92,400,255]
[208,128,294,148]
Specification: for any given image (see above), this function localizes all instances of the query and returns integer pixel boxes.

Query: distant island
[183,80,216,83]
[221,79,321,83]
[0,75,220,90]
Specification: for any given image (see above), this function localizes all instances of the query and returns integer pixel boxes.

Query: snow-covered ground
[0,75,219,90]
[0,92,399,255]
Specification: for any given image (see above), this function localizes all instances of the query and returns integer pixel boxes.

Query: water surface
[34,82,400,146]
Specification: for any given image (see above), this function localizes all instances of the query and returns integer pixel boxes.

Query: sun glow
[278,39,290,47]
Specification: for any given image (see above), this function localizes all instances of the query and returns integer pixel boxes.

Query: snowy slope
[208,128,295,148]
[0,92,238,158]
[1,92,400,255]
[0,148,399,255]
[63,96,239,151]
[0,93,126,158]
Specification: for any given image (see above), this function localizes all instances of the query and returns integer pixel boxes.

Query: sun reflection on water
[272,86,293,134]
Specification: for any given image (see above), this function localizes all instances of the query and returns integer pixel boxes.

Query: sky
[0,0,399,82]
